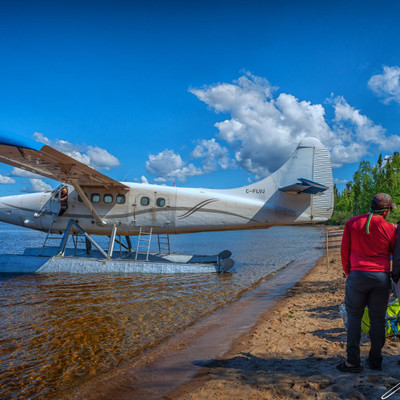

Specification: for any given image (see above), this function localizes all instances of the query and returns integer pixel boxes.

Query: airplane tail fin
[272,137,334,221]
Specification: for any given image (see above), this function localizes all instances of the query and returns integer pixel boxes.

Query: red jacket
[341,213,396,275]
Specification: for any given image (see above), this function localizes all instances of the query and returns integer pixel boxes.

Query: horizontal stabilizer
[279,178,329,195]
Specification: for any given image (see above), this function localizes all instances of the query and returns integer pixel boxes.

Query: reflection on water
[0,223,325,399]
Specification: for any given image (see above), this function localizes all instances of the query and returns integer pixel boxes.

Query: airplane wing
[279,178,328,194]
[0,132,128,190]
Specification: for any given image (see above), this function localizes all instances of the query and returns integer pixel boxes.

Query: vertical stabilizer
[272,137,334,221]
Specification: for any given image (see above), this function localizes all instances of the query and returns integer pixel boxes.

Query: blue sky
[1,0,400,195]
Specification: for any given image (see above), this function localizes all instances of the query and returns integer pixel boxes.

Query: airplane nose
[0,198,14,223]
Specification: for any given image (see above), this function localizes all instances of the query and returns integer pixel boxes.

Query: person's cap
[370,193,397,211]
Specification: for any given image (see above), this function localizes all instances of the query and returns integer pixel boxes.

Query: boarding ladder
[135,227,153,261]
[41,220,64,255]
[157,234,170,255]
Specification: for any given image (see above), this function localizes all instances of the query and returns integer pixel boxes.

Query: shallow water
[0,223,325,399]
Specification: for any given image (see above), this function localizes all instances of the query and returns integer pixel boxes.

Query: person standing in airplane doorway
[58,186,68,216]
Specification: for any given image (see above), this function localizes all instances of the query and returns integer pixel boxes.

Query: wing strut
[70,179,106,226]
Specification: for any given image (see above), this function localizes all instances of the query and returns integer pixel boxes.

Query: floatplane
[0,133,333,274]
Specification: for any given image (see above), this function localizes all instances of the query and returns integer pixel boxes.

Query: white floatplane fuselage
[0,137,334,236]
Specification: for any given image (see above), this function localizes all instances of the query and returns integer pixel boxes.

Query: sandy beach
[167,227,400,400]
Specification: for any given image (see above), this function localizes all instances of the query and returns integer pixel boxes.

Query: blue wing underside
[0,133,127,190]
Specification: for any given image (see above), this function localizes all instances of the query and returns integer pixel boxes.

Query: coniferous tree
[329,151,400,224]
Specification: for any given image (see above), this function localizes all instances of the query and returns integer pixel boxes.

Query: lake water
[0,223,325,399]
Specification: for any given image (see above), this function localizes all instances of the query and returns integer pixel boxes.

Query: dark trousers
[345,271,390,367]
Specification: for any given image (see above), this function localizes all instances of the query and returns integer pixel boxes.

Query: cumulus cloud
[189,72,400,174]
[190,73,336,175]
[191,138,235,173]
[33,132,120,170]
[22,179,53,193]
[332,96,400,156]
[143,72,400,183]
[146,149,202,183]
[368,66,400,104]
[0,175,16,184]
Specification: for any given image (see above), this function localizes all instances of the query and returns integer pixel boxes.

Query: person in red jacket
[337,193,397,373]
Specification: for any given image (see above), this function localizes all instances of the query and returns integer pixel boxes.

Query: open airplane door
[39,186,62,217]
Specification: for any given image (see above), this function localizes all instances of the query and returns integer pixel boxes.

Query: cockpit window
[140,196,150,206]
[91,193,100,203]
[116,194,126,204]
[104,194,113,203]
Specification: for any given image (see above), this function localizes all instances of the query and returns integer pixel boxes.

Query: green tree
[329,152,400,224]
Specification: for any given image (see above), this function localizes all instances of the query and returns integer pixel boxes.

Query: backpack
[361,298,400,338]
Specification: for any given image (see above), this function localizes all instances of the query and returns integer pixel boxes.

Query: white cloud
[141,175,148,184]
[146,149,202,183]
[0,175,16,184]
[332,96,400,155]
[22,179,53,193]
[86,146,120,170]
[143,73,400,183]
[368,66,400,104]
[33,132,120,170]
[191,138,235,173]
[11,168,41,178]
[33,132,51,145]
[334,178,348,185]
[190,73,336,175]
[189,73,400,175]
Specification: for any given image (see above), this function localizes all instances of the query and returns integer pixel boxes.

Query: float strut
[107,225,118,258]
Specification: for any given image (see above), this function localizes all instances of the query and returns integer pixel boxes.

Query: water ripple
[0,224,324,399]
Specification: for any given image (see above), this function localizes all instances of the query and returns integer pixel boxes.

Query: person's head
[370,193,396,219]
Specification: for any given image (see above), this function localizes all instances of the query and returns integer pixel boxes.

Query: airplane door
[40,186,62,217]
[153,192,176,230]
[133,191,176,230]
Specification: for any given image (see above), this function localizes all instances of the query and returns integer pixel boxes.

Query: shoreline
[167,226,400,400]
[69,232,325,400]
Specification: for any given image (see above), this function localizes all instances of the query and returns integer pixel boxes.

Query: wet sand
[70,246,323,399]
[168,227,400,400]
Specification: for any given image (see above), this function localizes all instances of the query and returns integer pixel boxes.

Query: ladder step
[135,227,153,261]
[157,233,170,254]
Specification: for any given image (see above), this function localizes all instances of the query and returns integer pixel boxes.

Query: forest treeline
[330,152,400,225]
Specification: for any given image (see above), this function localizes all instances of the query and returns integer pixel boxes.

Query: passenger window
[91,193,100,203]
[104,194,113,203]
[78,193,88,202]
[156,198,166,207]
[140,196,150,206]
[116,194,126,204]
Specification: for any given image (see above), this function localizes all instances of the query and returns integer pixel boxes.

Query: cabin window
[156,197,166,207]
[116,194,126,204]
[140,196,150,206]
[78,193,88,202]
[91,193,100,203]
[104,194,113,203]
